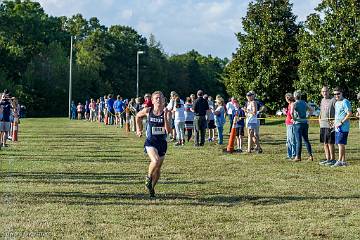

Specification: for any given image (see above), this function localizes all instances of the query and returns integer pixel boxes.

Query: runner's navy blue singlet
[144,108,167,157]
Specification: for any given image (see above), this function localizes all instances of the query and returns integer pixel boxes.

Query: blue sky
[37,0,321,58]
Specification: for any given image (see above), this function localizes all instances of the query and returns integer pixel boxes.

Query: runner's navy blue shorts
[144,139,167,157]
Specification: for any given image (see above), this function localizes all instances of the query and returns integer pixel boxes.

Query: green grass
[1,118,359,239]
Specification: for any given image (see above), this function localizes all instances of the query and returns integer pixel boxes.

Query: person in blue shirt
[332,87,352,167]
[135,91,171,198]
[113,95,125,127]
[107,94,115,125]
[291,90,313,162]
[70,101,77,120]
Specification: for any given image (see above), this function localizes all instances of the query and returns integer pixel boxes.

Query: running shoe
[145,176,155,198]
[325,160,337,166]
[331,161,344,167]
[319,159,329,165]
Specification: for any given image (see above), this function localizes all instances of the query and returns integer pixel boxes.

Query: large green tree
[223,0,300,111]
[297,0,360,101]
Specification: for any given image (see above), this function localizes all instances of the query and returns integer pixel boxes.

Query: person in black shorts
[318,86,337,165]
[136,91,171,198]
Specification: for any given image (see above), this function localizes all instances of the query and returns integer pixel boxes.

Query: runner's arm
[135,107,150,137]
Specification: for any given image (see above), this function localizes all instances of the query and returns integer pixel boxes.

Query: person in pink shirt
[89,98,97,122]
[285,93,296,160]
[77,102,83,120]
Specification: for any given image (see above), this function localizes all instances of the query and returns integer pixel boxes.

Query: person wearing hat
[214,97,226,145]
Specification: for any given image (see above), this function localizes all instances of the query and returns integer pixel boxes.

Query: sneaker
[331,161,344,167]
[145,176,155,198]
[174,142,182,146]
[319,160,330,165]
[325,160,337,166]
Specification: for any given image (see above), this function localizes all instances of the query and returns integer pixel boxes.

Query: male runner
[136,91,171,198]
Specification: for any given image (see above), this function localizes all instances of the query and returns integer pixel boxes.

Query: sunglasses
[333,92,341,96]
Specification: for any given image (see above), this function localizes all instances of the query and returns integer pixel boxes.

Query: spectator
[214,97,226,145]
[332,87,352,167]
[318,86,337,165]
[114,95,124,127]
[245,91,261,153]
[356,93,360,129]
[291,90,313,162]
[76,102,83,120]
[84,100,90,120]
[70,101,77,120]
[107,94,115,125]
[232,100,245,152]
[207,96,216,142]
[184,97,194,142]
[284,93,296,160]
[173,96,185,146]
[193,90,210,146]
[0,91,12,147]
[89,98,97,122]
[226,98,235,133]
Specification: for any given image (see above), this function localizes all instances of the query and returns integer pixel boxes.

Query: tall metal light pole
[68,35,73,119]
[136,50,144,98]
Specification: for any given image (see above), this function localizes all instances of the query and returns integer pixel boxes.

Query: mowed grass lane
[0,118,359,239]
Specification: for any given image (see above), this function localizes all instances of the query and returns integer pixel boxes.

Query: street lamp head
[137,50,144,54]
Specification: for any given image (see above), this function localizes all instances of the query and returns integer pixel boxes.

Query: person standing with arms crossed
[136,91,171,198]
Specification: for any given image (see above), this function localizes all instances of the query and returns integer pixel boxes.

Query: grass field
[1,118,359,239]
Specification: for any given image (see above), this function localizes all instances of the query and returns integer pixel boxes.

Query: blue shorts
[144,139,167,157]
[335,132,349,145]
[0,121,11,132]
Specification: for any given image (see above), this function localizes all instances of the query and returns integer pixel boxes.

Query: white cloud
[119,9,133,20]
[137,21,154,35]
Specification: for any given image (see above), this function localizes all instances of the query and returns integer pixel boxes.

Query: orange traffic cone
[12,118,19,142]
[224,113,238,153]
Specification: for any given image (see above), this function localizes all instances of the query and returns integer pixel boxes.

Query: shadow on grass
[2,190,359,207]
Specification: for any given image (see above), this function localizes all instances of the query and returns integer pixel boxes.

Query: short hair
[293,90,302,99]
[117,95,121,100]
[285,93,295,102]
[197,90,204,97]
[170,91,177,97]
[186,97,192,103]
[333,86,342,93]
[152,91,164,99]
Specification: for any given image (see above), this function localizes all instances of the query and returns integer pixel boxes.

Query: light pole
[68,35,73,119]
[136,50,144,98]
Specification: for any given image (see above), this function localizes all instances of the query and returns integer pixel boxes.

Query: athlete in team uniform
[136,91,171,198]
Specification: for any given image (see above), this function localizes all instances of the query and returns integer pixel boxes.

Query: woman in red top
[285,93,296,160]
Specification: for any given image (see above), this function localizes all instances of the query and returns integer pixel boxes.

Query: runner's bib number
[152,127,165,135]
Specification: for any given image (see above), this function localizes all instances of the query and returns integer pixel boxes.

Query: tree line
[0,0,227,116]
[1,0,359,116]
[224,0,360,111]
